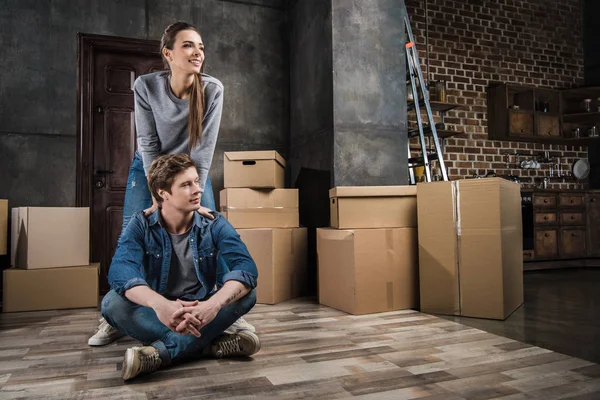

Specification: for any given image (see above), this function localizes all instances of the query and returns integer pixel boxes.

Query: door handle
[95,169,114,175]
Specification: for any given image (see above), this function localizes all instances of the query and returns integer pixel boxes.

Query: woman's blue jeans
[121,152,229,288]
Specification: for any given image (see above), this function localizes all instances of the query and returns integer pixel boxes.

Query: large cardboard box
[0,199,7,255]
[224,150,285,189]
[221,188,299,228]
[237,228,307,304]
[417,178,523,320]
[11,207,90,269]
[317,227,418,315]
[3,263,99,312]
[329,186,417,229]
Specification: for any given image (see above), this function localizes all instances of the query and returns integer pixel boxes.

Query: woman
[88,22,254,347]
[126,21,220,225]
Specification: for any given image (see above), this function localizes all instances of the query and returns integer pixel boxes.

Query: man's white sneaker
[210,330,261,359]
[88,317,125,346]
[122,346,162,381]
[223,316,256,335]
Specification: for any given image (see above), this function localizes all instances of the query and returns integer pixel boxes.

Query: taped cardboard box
[329,186,417,229]
[224,150,285,189]
[417,178,523,320]
[3,263,99,312]
[317,227,418,315]
[0,199,7,255]
[237,227,307,305]
[11,207,90,269]
[220,188,299,228]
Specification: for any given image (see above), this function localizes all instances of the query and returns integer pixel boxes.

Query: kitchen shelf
[488,83,600,143]
[408,100,461,113]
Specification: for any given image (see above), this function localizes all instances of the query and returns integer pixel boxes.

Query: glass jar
[435,80,447,102]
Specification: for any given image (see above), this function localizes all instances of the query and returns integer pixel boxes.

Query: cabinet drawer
[509,112,534,136]
[536,115,560,137]
[535,228,558,258]
[535,212,557,224]
[534,194,557,207]
[560,212,585,225]
[560,194,584,207]
[560,228,586,258]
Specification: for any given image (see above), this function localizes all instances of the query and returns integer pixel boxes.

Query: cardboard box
[224,150,285,189]
[329,186,417,229]
[237,228,307,304]
[0,199,7,255]
[417,178,523,320]
[11,207,90,269]
[317,227,418,315]
[3,263,99,312]
[221,188,299,228]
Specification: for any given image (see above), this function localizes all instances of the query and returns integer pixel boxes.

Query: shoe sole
[238,331,261,356]
[122,348,135,380]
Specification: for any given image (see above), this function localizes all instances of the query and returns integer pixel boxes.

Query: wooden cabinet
[537,115,560,137]
[488,83,600,145]
[532,191,588,260]
[560,228,586,258]
[587,192,600,257]
[535,228,558,258]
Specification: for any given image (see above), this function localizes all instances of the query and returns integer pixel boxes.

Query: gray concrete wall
[0,0,287,208]
[332,0,408,186]
[288,0,333,185]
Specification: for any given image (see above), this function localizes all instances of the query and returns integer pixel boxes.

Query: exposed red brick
[405,0,587,189]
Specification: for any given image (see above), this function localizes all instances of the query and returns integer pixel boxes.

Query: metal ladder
[403,5,448,184]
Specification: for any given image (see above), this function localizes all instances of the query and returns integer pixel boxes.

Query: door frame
[76,33,160,207]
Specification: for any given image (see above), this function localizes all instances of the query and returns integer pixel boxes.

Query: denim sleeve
[211,216,258,289]
[108,216,150,295]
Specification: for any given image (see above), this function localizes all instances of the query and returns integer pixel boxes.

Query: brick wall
[405,0,588,189]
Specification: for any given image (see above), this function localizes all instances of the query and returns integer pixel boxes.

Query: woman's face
[164,29,204,75]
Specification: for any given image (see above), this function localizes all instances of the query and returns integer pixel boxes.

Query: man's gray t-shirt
[164,228,202,300]
[133,71,224,193]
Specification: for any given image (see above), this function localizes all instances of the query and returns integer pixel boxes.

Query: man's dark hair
[148,153,196,204]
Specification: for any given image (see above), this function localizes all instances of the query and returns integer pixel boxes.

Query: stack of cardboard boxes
[3,207,99,312]
[317,186,419,315]
[220,151,307,305]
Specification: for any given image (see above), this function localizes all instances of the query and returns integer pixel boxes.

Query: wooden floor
[1,299,600,399]
[441,268,600,365]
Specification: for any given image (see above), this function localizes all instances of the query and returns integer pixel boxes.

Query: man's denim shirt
[108,210,258,300]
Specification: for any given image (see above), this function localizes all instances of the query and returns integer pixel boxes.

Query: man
[97,153,260,381]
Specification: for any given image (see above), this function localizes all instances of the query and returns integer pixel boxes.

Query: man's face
[162,167,202,212]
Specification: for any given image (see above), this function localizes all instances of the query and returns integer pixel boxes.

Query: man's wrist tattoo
[225,289,243,305]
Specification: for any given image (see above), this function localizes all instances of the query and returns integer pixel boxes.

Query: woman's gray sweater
[133,71,223,192]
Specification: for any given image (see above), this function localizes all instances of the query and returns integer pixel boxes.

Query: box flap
[329,186,417,198]
[224,151,286,167]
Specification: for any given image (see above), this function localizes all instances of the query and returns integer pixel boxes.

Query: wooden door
[77,34,163,293]
[587,193,600,257]
[535,228,558,259]
[560,228,586,258]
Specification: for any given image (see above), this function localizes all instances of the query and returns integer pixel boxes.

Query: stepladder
[403,4,448,184]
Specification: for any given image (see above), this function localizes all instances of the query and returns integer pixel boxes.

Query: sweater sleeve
[133,78,161,176]
[191,81,224,193]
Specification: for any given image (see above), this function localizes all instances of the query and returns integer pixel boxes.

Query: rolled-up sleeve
[211,215,258,289]
[108,215,150,295]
